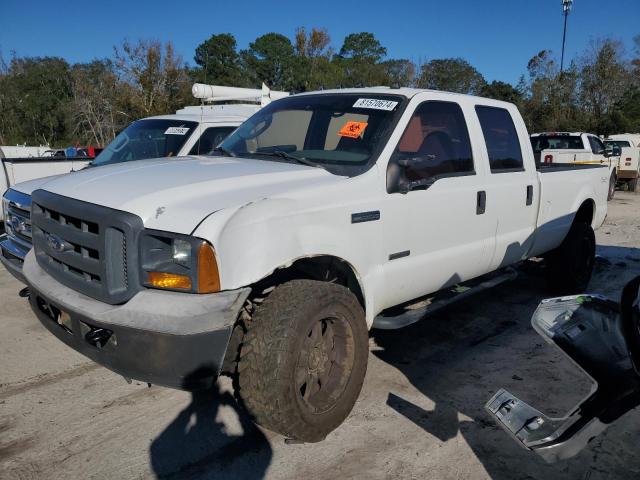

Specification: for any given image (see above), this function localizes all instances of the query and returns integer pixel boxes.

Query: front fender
[193,195,384,327]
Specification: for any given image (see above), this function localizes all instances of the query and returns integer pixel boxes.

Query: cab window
[475,106,524,172]
[390,101,474,183]
[189,126,236,155]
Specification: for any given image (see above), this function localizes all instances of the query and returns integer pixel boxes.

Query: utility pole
[560,0,574,73]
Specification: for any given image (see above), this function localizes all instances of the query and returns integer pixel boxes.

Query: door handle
[526,185,534,206]
[476,191,486,215]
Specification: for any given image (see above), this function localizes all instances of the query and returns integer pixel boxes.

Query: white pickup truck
[530,132,619,200]
[12,88,609,443]
[605,134,640,192]
[0,84,287,282]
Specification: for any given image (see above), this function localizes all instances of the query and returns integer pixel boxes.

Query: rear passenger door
[475,105,539,270]
[380,99,495,308]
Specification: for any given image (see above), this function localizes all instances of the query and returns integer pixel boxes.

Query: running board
[372,267,518,330]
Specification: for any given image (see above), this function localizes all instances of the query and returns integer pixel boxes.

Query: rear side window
[391,101,474,181]
[476,106,524,172]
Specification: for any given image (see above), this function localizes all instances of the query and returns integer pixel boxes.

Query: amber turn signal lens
[197,242,221,293]
[147,271,192,290]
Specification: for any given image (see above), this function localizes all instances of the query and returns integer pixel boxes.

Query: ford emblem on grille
[46,233,72,253]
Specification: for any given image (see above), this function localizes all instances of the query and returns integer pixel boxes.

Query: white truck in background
[0,83,288,282]
[13,87,609,443]
[530,132,619,200]
[1,146,90,224]
[605,134,640,192]
[0,145,52,158]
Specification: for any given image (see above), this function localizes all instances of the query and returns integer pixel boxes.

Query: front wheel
[545,221,596,294]
[236,279,369,442]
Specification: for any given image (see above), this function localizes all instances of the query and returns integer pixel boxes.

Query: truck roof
[294,87,516,107]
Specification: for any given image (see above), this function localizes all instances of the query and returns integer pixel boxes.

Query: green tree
[520,50,582,132]
[338,32,386,62]
[293,27,340,90]
[113,39,191,118]
[241,33,296,90]
[193,33,245,86]
[578,39,632,135]
[0,56,72,145]
[68,60,122,146]
[479,80,524,104]
[382,59,416,87]
[334,32,388,87]
[417,58,486,94]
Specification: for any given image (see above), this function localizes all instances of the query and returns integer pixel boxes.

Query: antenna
[560,0,574,73]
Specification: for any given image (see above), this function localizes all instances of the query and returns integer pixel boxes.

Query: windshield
[530,135,584,152]
[605,140,631,148]
[218,93,406,176]
[92,119,198,167]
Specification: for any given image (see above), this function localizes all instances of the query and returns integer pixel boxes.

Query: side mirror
[394,156,437,194]
[605,145,622,157]
[612,145,622,157]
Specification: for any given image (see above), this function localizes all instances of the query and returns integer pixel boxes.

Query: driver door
[379,99,495,309]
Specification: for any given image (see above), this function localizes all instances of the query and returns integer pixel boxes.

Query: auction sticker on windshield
[353,98,398,111]
[164,127,190,135]
[338,121,368,139]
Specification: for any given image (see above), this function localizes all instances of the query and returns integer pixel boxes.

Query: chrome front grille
[31,190,143,305]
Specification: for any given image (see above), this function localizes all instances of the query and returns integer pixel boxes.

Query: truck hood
[33,156,337,234]
[11,174,67,196]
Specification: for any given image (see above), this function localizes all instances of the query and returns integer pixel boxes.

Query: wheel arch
[574,198,595,228]
[250,254,366,311]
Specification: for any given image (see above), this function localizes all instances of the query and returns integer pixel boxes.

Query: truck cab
[530,132,619,200]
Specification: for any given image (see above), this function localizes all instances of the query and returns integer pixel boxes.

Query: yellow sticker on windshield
[338,121,368,139]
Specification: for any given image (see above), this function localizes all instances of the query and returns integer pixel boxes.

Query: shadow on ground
[150,379,272,480]
[371,246,640,480]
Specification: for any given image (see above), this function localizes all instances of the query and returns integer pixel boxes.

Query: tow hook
[85,328,113,348]
[18,287,30,298]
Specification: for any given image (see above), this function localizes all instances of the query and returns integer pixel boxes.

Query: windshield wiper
[212,146,236,157]
[252,150,321,169]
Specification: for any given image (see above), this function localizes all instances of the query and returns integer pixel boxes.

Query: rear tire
[236,279,368,442]
[607,173,616,200]
[628,177,638,193]
[545,221,596,294]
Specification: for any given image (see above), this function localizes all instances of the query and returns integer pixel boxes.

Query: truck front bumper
[22,251,250,390]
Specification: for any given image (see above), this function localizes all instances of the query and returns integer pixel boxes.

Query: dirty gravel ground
[1,192,639,480]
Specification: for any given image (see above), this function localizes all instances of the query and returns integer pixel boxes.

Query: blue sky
[1,0,638,84]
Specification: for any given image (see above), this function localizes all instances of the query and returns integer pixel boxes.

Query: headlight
[140,230,220,293]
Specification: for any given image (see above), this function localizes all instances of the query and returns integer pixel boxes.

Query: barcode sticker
[353,98,398,111]
[164,127,190,135]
